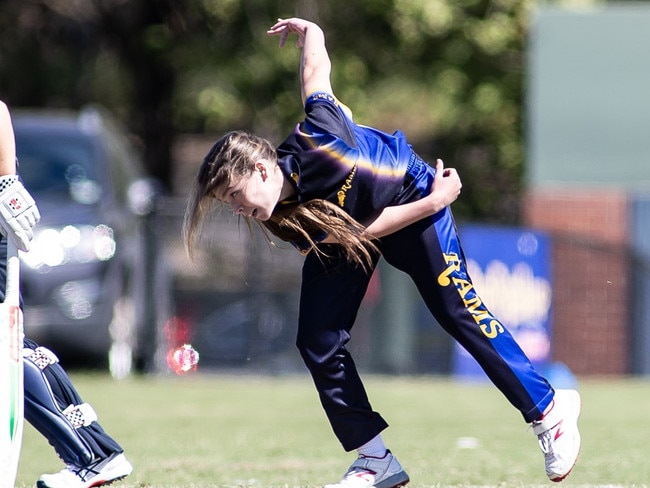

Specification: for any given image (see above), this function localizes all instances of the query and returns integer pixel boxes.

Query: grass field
[14,372,650,487]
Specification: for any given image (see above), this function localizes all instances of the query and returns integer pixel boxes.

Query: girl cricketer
[184,18,581,487]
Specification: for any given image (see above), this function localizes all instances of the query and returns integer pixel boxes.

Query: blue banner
[452,225,553,381]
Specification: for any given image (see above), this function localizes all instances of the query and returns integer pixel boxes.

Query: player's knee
[296,329,349,368]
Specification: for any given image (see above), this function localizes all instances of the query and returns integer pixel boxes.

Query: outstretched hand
[266,18,331,103]
[267,18,314,48]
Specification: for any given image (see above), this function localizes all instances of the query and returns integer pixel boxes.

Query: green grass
[15,373,650,487]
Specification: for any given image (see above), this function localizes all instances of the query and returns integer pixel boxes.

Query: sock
[357,434,387,458]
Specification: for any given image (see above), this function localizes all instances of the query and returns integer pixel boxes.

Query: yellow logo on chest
[337,164,357,207]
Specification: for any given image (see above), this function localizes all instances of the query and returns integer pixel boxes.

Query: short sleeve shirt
[276,92,413,225]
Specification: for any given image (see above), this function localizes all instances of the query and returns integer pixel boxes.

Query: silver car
[13,106,167,377]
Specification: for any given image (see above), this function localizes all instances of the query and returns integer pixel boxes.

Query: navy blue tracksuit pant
[295,160,554,452]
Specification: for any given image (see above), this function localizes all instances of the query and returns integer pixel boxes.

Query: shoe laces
[531,418,564,461]
[65,457,103,482]
[535,428,553,454]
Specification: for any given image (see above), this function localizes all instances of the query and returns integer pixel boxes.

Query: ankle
[357,434,387,458]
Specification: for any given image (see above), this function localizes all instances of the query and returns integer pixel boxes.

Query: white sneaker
[37,452,133,488]
[531,389,581,482]
[324,450,410,488]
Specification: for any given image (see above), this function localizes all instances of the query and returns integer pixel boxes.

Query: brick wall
[523,188,630,375]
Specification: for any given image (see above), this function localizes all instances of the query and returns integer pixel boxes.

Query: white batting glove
[0,175,41,252]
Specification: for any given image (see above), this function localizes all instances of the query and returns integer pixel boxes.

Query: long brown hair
[184,131,274,260]
[262,199,379,270]
[184,130,379,270]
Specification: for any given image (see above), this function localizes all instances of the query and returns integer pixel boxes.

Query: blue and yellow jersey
[276,92,414,225]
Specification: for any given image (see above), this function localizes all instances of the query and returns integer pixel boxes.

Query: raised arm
[267,18,333,102]
[364,159,462,238]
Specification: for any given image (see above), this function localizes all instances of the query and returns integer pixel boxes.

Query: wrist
[425,194,444,213]
[0,174,18,193]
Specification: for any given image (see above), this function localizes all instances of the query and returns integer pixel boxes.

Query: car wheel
[108,294,137,379]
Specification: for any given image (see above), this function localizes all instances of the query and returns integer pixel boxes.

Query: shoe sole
[88,474,130,488]
[375,471,410,488]
[36,473,129,488]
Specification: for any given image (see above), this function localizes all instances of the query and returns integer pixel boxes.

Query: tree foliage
[0,0,536,223]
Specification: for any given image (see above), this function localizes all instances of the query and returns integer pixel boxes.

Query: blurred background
[1,0,649,380]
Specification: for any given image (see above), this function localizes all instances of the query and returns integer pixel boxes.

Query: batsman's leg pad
[23,338,123,466]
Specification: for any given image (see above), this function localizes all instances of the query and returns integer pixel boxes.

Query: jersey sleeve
[303,92,356,148]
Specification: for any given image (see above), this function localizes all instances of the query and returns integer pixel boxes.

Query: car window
[15,133,103,205]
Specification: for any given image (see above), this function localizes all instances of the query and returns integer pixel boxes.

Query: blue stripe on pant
[381,210,554,422]
[296,170,554,453]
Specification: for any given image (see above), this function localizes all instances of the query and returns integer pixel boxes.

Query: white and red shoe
[532,389,581,482]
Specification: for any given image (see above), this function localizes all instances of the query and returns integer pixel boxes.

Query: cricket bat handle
[6,239,19,305]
